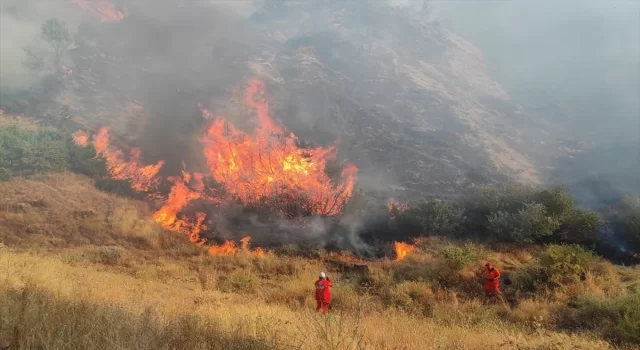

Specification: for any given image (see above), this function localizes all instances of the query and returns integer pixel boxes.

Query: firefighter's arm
[494,268,501,279]
[325,280,333,287]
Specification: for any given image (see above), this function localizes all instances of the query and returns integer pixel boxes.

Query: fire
[387,199,406,216]
[207,236,267,257]
[71,0,125,22]
[87,78,357,255]
[152,173,207,244]
[94,127,164,192]
[72,130,89,146]
[394,241,415,261]
[200,79,357,217]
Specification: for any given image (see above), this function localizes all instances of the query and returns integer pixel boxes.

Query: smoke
[0,0,86,92]
[3,0,638,254]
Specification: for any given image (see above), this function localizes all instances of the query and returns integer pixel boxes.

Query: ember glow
[200,79,357,217]
[94,127,164,192]
[72,130,89,146]
[71,0,125,22]
[394,241,415,261]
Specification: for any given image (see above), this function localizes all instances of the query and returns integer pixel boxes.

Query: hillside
[1,0,562,200]
[1,1,639,348]
[1,171,639,349]
[0,115,638,349]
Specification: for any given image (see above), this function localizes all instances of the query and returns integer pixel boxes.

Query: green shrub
[68,141,107,177]
[538,244,601,288]
[487,203,560,243]
[437,242,484,271]
[560,209,602,244]
[559,293,640,345]
[0,125,70,179]
[395,200,463,236]
[539,187,575,220]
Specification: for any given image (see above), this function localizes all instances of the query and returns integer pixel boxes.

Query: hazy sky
[428,0,640,143]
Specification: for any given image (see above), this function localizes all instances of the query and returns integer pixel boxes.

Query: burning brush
[75,79,359,256]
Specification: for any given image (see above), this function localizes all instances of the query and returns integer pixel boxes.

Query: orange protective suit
[483,264,501,296]
[314,278,333,314]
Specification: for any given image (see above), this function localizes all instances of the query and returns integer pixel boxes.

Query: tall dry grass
[0,173,637,349]
[0,251,614,350]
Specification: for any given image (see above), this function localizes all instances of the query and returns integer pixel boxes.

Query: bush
[539,187,575,220]
[0,125,70,179]
[605,197,640,251]
[559,293,640,345]
[68,142,107,177]
[538,244,601,288]
[437,242,484,271]
[488,203,560,243]
[97,246,126,265]
[395,200,463,236]
[220,269,259,293]
[560,209,602,244]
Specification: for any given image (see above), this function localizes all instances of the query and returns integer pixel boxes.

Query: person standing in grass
[482,261,501,297]
[314,272,332,314]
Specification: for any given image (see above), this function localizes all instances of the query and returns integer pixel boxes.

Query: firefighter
[314,272,332,314]
[483,261,501,297]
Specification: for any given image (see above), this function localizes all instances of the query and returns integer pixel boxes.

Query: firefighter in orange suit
[314,272,333,314]
[483,262,501,297]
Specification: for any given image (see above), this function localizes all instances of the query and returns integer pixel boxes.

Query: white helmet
[319,272,326,278]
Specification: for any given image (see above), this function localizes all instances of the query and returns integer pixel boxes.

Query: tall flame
[71,0,125,22]
[393,241,415,261]
[86,79,357,256]
[200,79,357,217]
[94,128,164,192]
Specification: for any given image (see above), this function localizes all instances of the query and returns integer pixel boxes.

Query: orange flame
[87,78,357,255]
[72,130,89,147]
[393,241,415,261]
[71,0,125,22]
[94,127,164,192]
[200,79,357,216]
[207,236,266,257]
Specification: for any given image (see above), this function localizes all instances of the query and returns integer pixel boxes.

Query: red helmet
[485,261,493,267]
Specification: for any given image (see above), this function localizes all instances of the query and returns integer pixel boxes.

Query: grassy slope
[1,173,633,349]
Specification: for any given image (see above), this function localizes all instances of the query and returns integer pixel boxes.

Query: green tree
[41,18,72,65]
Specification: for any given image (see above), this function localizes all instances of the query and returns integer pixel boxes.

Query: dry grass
[0,173,164,249]
[0,252,613,350]
[0,174,636,349]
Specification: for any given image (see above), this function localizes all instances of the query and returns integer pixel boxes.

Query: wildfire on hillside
[208,236,267,257]
[200,79,357,218]
[94,127,164,192]
[82,79,357,256]
[71,0,126,22]
[394,241,415,261]
[72,130,89,146]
